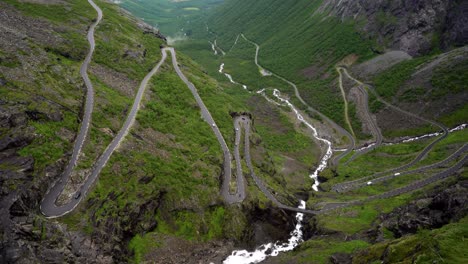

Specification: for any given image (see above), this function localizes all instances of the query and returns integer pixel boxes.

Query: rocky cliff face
[381,180,468,238]
[317,0,468,55]
[0,105,113,263]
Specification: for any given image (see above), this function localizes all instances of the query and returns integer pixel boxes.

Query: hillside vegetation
[1,0,467,263]
[119,0,223,36]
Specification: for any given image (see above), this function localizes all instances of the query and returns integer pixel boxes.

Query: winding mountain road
[41,0,103,218]
[41,20,169,218]
[337,66,382,163]
[217,35,464,215]
[335,144,468,193]
[240,34,355,168]
[343,84,383,164]
[332,68,450,192]
[321,154,467,211]
[166,47,246,204]
[41,9,464,222]
[336,67,356,139]
[233,115,466,215]
[236,116,318,215]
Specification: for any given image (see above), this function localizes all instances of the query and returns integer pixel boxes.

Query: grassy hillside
[118,0,223,36]
[1,0,328,262]
[2,0,466,263]
[0,0,249,262]
[175,0,378,129]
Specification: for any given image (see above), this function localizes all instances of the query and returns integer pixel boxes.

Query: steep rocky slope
[180,0,467,136]
[0,1,306,263]
[318,0,467,55]
[2,0,467,263]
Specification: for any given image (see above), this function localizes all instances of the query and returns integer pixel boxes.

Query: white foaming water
[271,89,333,191]
[401,123,467,143]
[214,39,226,55]
[219,63,251,91]
[382,123,467,147]
[209,41,218,55]
[223,201,306,264]
[257,89,284,106]
[224,73,235,83]
[355,142,376,152]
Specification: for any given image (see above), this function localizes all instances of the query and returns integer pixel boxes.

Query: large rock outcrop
[317,0,468,55]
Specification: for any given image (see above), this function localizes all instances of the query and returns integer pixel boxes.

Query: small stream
[355,123,467,151]
[215,39,333,263]
[223,201,306,264]
[269,89,333,192]
[219,63,249,90]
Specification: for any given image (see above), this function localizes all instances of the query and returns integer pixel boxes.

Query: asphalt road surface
[236,116,318,215]
[41,0,103,218]
[336,144,467,193]
[41,1,168,217]
[240,34,355,168]
[332,68,449,191]
[235,115,466,215]
[165,47,246,204]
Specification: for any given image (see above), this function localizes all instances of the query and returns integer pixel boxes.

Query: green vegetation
[353,217,468,263]
[84,56,247,261]
[256,122,313,154]
[2,0,247,260]
[430,60,468,98]
[18,112,77,170]
[440,103,468,127]
[129,233,157,263]
[330,129,466,184]
[119,0,223,36]
[373,56,432,99]
[93,3,165,80]
[279,239,370,263]
[3,0,466,263]
[173,0,379,129]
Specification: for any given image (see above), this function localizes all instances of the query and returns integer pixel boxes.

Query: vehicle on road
[367,181,373,185]
[394,172,401,176]
[74,191,81,199]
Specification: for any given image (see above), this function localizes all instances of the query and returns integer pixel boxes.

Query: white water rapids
[209,41,218,55]
[223,89,334,263]
[269,89,333,192]
[355,123,468,151]
[218,63,249,90]
[216,36,334,263]
[223,201,306,264]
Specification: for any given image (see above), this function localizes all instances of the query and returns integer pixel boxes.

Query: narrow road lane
[344,84,383,164]
[237,116,318,215]
[41,0,103,218]
[240,34,355,168]
[335,144,467,193]
[333,68,449,191]
[336,67,356,138]
[165,47,246,204]
[41,11,168,216]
